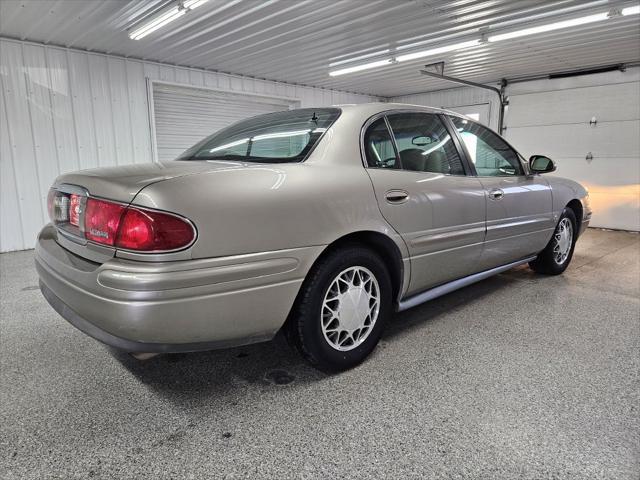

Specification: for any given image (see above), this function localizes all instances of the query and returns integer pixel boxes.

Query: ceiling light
[622,5,640,16]
[329,59,393,77]
[487,12,609,42]
[129,0,209,40]
[395,40,482,62]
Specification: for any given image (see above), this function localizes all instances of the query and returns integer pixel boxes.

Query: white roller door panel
[153,83,297,162]
[507,83,640,126]
[505,81,640,231]
[507,121,640,159]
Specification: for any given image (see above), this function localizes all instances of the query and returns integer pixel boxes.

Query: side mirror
[529,155,556,174]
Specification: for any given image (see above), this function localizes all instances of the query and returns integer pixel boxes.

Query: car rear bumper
[36,224,323,352]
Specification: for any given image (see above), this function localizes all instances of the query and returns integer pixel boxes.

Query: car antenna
[310,111,318,123]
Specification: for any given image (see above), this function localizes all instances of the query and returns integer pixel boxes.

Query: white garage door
[152,83,299,162]
[505,82,640,231]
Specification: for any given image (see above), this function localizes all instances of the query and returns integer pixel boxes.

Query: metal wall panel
[1,40,46,250]
[0,37,377,252]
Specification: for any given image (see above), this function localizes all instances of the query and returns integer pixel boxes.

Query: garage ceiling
[1,0,639,97]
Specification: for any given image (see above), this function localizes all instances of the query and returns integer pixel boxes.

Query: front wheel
[286,246,392,372]
[529,207,577,275]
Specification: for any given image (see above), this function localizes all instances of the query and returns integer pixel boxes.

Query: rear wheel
[286,246,392,372]
[529,207,577,275]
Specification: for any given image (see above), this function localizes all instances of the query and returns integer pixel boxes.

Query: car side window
[386,113,465,175]
[450,117,524,176]
[363,118,398,169]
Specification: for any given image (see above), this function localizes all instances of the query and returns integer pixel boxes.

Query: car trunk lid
[48,161,244,262]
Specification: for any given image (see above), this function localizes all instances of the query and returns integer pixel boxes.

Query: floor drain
[264,369,295,385]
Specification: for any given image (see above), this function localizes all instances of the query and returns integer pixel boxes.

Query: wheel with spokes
[286,245,392,372]
[530,207,577,275]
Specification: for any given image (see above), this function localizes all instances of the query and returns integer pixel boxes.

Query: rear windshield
[177,108,341,163]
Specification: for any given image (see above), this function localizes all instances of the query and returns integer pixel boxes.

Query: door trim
[397,255,537,312]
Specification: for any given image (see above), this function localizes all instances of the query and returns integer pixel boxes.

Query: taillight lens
[83,198,195,252]
[84,198,125,246]
[116,207,195,251]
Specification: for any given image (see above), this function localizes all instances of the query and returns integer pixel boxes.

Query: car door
[447,116,555,269]
[363,112,486,297]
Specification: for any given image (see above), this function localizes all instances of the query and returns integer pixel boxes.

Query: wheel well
[315,231,404,304]
[566,199,583,231]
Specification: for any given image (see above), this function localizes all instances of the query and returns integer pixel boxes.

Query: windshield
[177,108,341,163]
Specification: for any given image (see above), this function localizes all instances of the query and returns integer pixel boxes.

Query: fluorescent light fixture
[129,0,209,40]
[622,5,640,16]
[329,59,393,76]
[487,12,609,42]
[184,0,209,8]
[395,40,481,62]
[329,4,637,76]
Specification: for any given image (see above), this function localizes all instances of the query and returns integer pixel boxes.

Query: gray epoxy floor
[1,229,638,479]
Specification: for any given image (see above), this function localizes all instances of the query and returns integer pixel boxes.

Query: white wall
[0,37,378,252]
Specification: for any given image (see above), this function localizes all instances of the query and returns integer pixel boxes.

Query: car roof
[332,102,465,119]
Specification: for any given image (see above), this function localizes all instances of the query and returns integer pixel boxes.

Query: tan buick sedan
[36,103,591,371]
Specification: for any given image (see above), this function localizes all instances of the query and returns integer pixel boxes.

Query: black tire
[529,207,577,275]
[286,245,392,372]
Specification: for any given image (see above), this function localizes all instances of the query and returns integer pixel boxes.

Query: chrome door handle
[489,189,504,200]
[385,190,409,204]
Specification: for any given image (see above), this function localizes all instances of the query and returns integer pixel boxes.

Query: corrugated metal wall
[0,37,378,252]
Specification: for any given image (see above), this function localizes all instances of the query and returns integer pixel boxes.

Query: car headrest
[399,148,426,171]
[424,150,450,174]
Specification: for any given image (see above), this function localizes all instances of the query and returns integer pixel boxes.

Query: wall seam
[20,42,46,224]
[43,45,63,175]
[65,48,82,171]
[0,73,26,249]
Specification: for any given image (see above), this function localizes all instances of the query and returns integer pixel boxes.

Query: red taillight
[83,197,195,252]
[116,207,195,251]
[84,198,125,246]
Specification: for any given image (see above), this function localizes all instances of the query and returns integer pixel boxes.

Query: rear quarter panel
[131,162,406,261]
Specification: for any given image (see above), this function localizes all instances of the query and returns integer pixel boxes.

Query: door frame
[440,114,533,178]
[358,109,478,177]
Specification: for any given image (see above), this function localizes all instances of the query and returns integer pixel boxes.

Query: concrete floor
[1,228,638,479]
